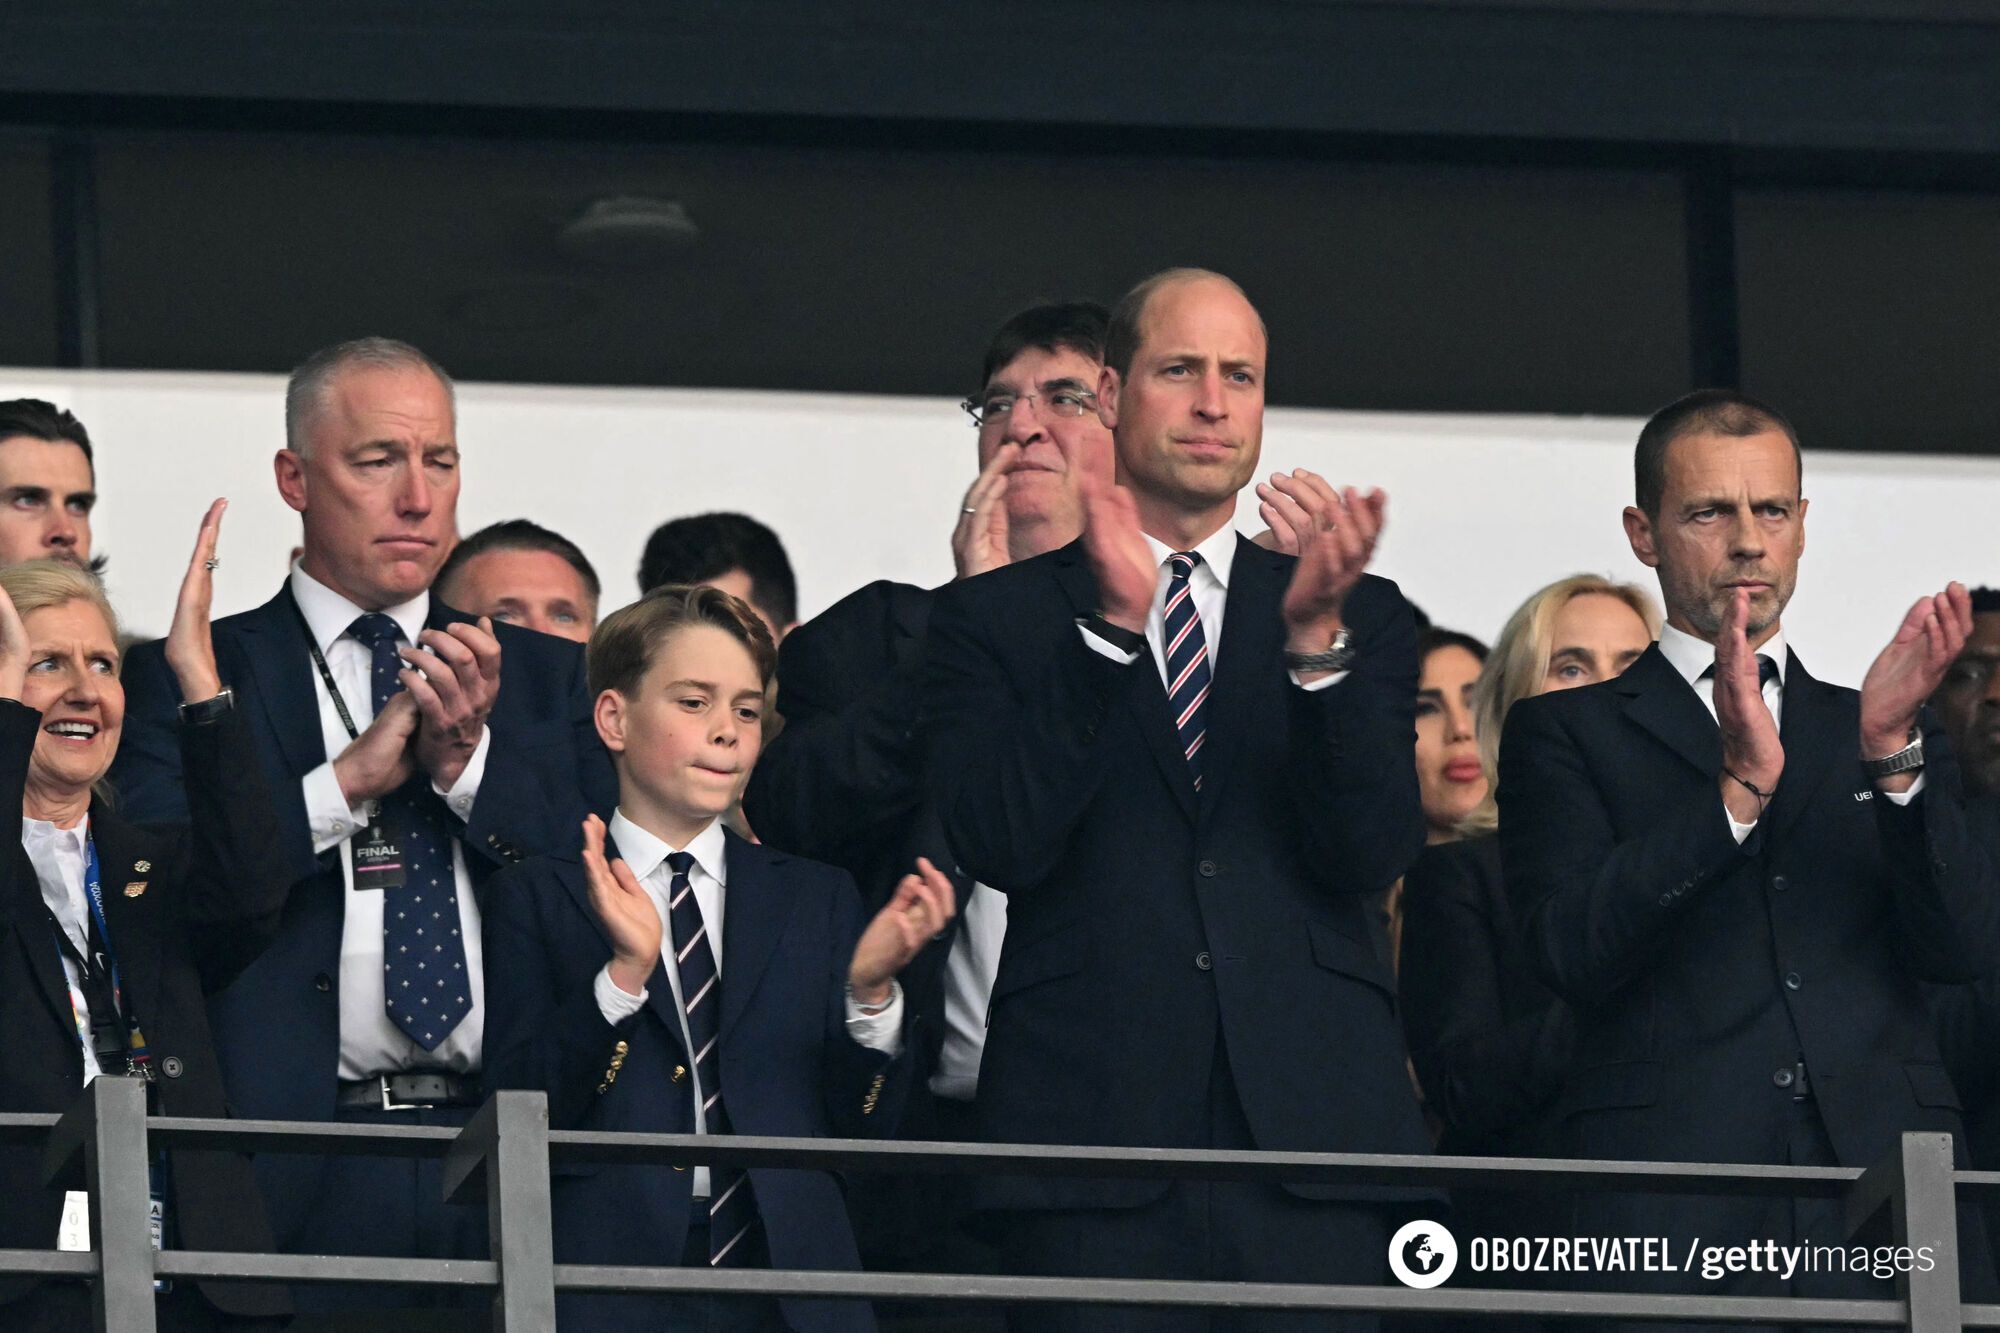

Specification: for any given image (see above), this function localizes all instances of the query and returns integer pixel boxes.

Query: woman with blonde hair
[0,505,293,1331]
[1398,574,1658,1315]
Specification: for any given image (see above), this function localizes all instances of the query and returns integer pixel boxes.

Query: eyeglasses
[960,388,1098,428]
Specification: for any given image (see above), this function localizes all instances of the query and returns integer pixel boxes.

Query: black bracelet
[1723,767,1773,809]
[1078,612,1147,656]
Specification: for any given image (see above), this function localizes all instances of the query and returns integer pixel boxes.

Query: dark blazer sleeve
[481,860,632,1131]
[1499,693,1757,1005]
[458,626,615,872]
[1869,719,2000,983]
[924,571,1146,890]
[1283,576,1426,895]
[166,700,294,992]
[745,583,926,873]
[817,865,912,1139]
[1400,839,1573,1147]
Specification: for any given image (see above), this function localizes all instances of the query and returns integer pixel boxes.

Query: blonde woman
[1397,576,1657,1295]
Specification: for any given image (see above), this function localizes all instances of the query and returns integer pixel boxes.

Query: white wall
[5,366,1996,688]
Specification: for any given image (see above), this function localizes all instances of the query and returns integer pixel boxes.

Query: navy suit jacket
[482,828,909,1333]
[1500,644,2000,1184]
[924,535,1433,1213]
[108,584,614,1242]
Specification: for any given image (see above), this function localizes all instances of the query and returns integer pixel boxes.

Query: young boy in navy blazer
[483,585,956,1333]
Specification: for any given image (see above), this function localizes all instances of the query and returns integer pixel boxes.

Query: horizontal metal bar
[548,1265,1915,1323]
[152,1251,497,1288]
[0,1248,97,1277]
[113,1116,460,1158]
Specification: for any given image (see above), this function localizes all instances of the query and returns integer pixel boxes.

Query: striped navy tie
[1163,552,1213,792]
[663,851,761,1267]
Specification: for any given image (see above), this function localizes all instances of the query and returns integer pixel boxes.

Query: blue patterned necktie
[348,613,472,1052]
[1163,552,1214,792]
[664,850,762,1266]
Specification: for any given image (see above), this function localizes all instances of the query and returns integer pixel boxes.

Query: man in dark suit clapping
[925,269,1432,1331]
[1500,389,2000,1323]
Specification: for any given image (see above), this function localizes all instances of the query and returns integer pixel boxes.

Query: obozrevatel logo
[1388,1219,1458,1289]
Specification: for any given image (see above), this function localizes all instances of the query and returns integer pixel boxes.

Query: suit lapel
[1195,537,1286,825]
[1051,542,1198,824]
[1617,644,1722,778]
[90,813,165,1039]
[243,588,331,779]
[716,830,803,1046]
[557,843,690,1056]
[1765,650,1843,845]
[5,844,75,1036]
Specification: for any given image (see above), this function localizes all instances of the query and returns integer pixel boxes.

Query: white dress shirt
[930,881,1005,1102]
[1656,620,1918,842]
[289,563,493,1080]
[1078,525,1344,691]
[593,809,904,1195]
[23,816,102,1081]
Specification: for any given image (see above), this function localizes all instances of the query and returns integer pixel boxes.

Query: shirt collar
[607,809,730,887]
[1142,523,1239,589]
[1657,619,1789,690]
[289,561,430,654]
[20,815,89,849]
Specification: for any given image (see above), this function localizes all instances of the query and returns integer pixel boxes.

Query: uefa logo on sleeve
[1387,1219,1458,1289]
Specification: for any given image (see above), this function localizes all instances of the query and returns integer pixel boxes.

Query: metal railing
[2,1076,1997,1330]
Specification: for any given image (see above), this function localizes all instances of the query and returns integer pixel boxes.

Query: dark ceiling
[1,1,1997,453]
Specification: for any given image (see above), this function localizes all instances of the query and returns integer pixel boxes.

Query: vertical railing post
[1849,1131,1963,1333]
[43,1077,157,1333]
[445,1090,556,1331]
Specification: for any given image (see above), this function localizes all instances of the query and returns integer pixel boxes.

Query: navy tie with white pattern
[349,613,472,1052]
[1163,552,1213,792]
[663,850,763,1266]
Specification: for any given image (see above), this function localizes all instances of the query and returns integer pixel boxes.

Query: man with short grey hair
[113,337,614,1318]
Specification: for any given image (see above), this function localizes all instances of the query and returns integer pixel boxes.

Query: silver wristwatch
[1862,729,1925,779]
[1283,628,1356,674]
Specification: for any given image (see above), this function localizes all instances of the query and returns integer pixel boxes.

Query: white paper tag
[56,1191,90,1252]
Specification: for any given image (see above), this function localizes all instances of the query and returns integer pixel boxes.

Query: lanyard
[53,835,152,1073]
[289,594,366,742]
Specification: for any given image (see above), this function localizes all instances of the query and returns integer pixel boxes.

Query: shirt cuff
[1726,809,1759,845]
[305,762,372,855]
[1883,771,1925,805]
[1078,622,1144,665]
[844,979,905,1057]
[432,725,491,822]
[594,963,648,1025]
[1289,669,1349,692]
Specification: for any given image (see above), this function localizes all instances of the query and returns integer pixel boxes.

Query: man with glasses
[745,301,1113,1273]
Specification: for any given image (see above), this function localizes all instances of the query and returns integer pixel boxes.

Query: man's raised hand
[401,618,501,790]
[1081,474,1156,634]
[1278,474,1384,649]
[952,443,1015,580]
[1713,587,1783,823]
[164,498,227,704]
[1860,582,1972,762]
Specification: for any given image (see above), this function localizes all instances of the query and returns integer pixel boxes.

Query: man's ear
[1796,495,1808,562]
[274,449,309,515]
[594,689,627,753]
[1096,364,1121,431]
[1622,505,1661,569]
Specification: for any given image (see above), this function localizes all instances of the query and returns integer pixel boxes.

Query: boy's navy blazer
[482,825,910,1333]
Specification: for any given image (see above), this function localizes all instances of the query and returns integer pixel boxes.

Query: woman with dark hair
[1413,627,1491,846]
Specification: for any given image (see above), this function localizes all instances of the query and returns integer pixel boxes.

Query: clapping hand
[401,619,501,790]
[848,857,957,1006]
[582,814,662,997]
[1712,587,1784,822]
[1859,582,1972,766]
[952,443,1016,580]
[164,498,227,704]
[0,578,28,702]
[1081,474,1156,634]
[1276,473,1385,651]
